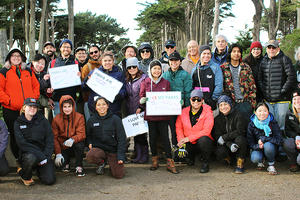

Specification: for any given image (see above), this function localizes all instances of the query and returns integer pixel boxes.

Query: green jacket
[162,66,193,107]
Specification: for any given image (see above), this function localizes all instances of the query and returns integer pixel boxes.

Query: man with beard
[43,41,56,67]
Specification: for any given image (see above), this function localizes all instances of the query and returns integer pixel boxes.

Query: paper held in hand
[146,91,182,116]
[86,69,123,102]
[122,112,148,138]
[48,64,81,90]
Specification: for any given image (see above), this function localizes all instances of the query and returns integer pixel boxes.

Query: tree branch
[274,0,281,33]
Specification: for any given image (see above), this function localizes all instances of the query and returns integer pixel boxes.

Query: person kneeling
[52,95,86,177]
[14,98,55,186]
[176,89,215,173]
[86,97,126,179]
[213,95,248,173]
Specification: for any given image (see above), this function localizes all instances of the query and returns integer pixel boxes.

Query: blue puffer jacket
[85,65,126,116]
[210,47,228,66]
[0,120,8,158]
[125,73,147,115]
[247,113,282,150]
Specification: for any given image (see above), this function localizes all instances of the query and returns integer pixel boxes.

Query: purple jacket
[0,119,8,158]
[126,74,147,115]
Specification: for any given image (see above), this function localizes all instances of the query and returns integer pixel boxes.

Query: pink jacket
[176,104,214,144]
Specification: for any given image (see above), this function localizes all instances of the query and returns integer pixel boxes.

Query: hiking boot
[166,158,179,174]
[21,178,34,186]
[138,145,149,164]
[200,162,209,173]
[75,166,86,177]
[150,156,159,171]
[96,162,106,175]
[267,165,278,175]
[62,164,70,173]
[289,164,299,172]
[256,162,265,170]
[132,143,142,163]
[234,158,245,174]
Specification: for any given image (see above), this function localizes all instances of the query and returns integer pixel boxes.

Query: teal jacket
[162,66,193,107]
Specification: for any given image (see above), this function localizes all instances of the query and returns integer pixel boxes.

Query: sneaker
[96,162,106,175]
[21,178,34,186]
[75,166,86,177]
[257,163,265,170]
[267,165,278,175]
[200,162,209,173]
[62,164,70,173]
[289,164,299,172]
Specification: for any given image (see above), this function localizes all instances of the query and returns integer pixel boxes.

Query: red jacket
[176,104,214,144]
[51,95,86,154]
[0,64,40,111]
[140,77,171,121]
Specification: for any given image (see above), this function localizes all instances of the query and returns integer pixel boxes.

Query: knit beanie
[250,41,262,52]
[149,59,162,70]
[217,95,233,108]
[59,39,73,50]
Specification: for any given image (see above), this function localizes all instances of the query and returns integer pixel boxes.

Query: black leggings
[148,120,171,158]
[186,136,215,162]
[61,141,85,167]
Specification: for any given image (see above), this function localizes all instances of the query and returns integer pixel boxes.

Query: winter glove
[230,143,239,153]
[64,138,74,147]
[140,97,148,104]
[180,100,184,106]
[39,159,47,166]
[55,154,64,167]
[177,144,188,158]
[217,136,225,145]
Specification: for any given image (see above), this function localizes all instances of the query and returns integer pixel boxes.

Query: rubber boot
[166,158,179,174]
[138,144,149,164]
[235,157,245,174]
[132,143,142,163]
[150,156,159,170]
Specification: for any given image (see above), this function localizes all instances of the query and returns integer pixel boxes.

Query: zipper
[67,115,70,138]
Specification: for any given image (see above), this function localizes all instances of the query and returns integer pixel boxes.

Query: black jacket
[285,110,300,139]
[14,112,54,162]
[86,111,126,161]
[258,51,296,102]
[213,108,248,148]
[247,114,282,150]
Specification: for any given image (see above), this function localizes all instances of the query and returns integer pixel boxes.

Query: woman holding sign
[139,60,178,174]
[125,57,148,163]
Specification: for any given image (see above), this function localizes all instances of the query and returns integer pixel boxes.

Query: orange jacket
[176,104,214,144]
[0,64,40,111]
[51,95,86,154]
[81,59,101,80]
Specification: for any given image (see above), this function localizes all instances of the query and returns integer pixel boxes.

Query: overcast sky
[58,0,269,45]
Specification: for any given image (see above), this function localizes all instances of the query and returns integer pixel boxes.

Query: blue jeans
[251,142,277,165]
[265,102,289,130]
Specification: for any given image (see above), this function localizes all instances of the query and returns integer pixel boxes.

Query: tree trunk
[24,0,29,54]
[49,13,55,43]
[268,0,281,40]
[67,0,74,46]
[185,2,191,42]
[0,28,8,65]
[38,0,47,53]
[9,3,14,49]
[211,0,220,49]
[251,0,263,41]
[297,6,300,29]
[45,5,49,42]
[29,0,36,61]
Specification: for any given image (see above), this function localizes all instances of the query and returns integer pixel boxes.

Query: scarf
[252,115,271,137]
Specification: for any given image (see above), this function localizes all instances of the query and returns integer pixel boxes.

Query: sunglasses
[141,49,150,53]
[127,66,137,70]
[267,46,277,50]
[166,46,174,49]
[89,50,99,55]
[191,97,202,102]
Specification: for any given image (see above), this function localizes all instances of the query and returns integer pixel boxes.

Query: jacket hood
[148,60,163,84]
[5,48,27,63]
[59,95,76,119]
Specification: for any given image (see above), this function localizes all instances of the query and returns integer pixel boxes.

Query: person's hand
[46,88,54,94]
[77,72,81,77]
[89,144,92,150]
[180,100,184,106]
[139,97,148,104]
[64,138,74,147]
[118,160,123,165]
[230,143,239,152]
[55,154,64,167]
[177,137,189,148]
[136,108,141,114]
[217,136,225,145]
[295,136,300,149]
[48,98,54,110]
[39,159,47,166]
[258,139,264,149]
[43,74,50,80]
[4,61,10,68]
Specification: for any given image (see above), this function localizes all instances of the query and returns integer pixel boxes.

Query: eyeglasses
[89,50,99,55]
[127,66,137,70]
[191,97,202,102]
[267,46,277,50]
[252,48,261,51]
[166,46,175,49]
[141,49,150,53]
[61,46,71,49]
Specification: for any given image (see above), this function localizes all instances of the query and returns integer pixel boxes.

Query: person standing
[0,120,9,177]
[75,47,88,71]
[211,34,229,66]
[119,45,138,72]
[182,40,200,74]
[159,39,181,72]
[138,42,154,74]
[294,46,300,88]
[43,41,56,67]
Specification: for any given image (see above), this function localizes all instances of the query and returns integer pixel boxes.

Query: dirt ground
[1,159,300,200]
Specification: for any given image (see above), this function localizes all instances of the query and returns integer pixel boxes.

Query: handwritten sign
[86,69,123,102]
[146,91,181,115]
[122,112,148,137]
[48,64,81,90]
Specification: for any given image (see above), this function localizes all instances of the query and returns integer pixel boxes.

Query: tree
[38,0,47,53]
[212,0,220,49]
[67,0,74,45]
[235,25,253,56]
[29,0,36,60]
[251,0,263,41]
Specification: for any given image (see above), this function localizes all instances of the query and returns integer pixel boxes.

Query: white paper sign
[122,112,148,137]
[146,91,182,116]
[86,69,123,102]
[48,64,81,90]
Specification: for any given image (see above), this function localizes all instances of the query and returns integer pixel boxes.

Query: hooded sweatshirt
[51,95,86,154]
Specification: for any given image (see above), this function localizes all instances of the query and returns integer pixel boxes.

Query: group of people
[0,34,300,186]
